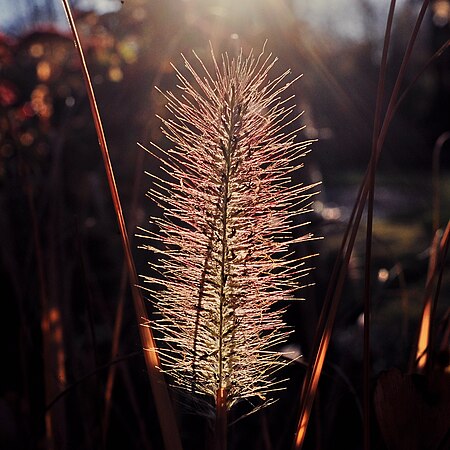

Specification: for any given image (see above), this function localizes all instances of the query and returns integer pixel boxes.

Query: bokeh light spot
[65,96,75,107]
[378,268,390,283]
[108,66,123,82]
[37,60,51,81]
[19,131,34,146]
[29,43,44,58]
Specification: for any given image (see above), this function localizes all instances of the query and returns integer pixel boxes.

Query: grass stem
[293,1,430,448]
[215,388,227,450]
[59,1,182,449]
[363,2,397,448]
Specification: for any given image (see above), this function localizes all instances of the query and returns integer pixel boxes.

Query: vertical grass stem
[60,1,182,449]
[215,388,228,450]
[294,1,430,448]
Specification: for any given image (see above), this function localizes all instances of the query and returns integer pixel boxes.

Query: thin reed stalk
[396,40,450,117]
[432,132,450,234]
[59,1,182,449]
[46,351,141,412]
[363,142,374,450]
[293,1,431,448]
[103,148,146,446]
[23,162,55,450]
[102,263,127,446]
[413,221,450,372]
[363,2,397,448]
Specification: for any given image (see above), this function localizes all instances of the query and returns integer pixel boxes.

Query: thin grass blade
[293,1,431,448]
[59,1,182,449]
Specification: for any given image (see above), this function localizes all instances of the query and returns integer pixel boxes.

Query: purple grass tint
[139,45,318,412]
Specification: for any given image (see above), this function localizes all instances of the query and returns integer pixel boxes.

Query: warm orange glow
[414,227,444,372]
[49,307,67,385]
[433,0,450,26]
[108,66,123,82]
[416,302,431,370]
[19,131,34,146]
[37,60,51,81]
[295,330,331,449]
[31,85,53,119]
[44,411,54,450]
[49,306,60,324]
[29,43,44,58]
[295,410,310,448]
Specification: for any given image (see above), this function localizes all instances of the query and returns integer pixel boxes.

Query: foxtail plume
[140,45,316,411]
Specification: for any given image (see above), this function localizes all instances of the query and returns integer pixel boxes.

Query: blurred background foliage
[0,0,449,449]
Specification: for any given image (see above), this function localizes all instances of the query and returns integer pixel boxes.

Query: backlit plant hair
[140,45,316,417]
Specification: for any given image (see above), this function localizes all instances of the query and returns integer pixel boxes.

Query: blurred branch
[46,351,141,412]
[395,39,450,116]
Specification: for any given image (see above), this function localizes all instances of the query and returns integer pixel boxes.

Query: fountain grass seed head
[139,45,317,412]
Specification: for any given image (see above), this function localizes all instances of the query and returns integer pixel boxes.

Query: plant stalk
[432,132,450,234]
[215,388,228,450]
[293,1,430,448]
[413,221,450,372]
[363,1,397,447]
[60,1,182,449]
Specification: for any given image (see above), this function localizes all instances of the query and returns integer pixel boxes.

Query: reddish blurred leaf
[0,80,18,106]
